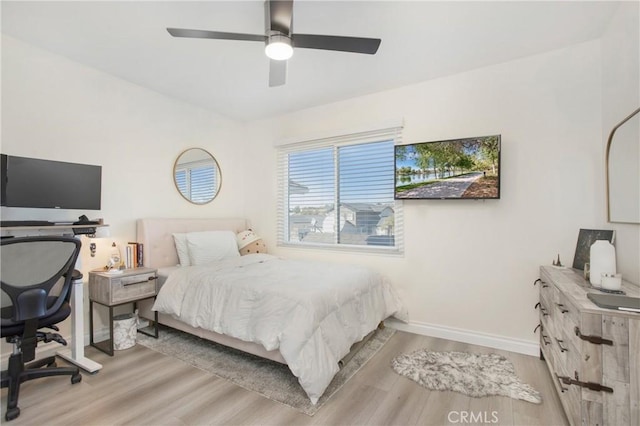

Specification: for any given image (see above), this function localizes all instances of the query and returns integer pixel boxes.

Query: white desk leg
[57,278,102,373]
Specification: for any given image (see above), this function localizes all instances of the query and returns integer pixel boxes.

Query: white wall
[246,40,605,354]
[601,1,640,285]
[1,35,248,353]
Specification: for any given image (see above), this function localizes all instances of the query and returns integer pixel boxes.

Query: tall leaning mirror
[173,148,222,204]
[606,107,640,223]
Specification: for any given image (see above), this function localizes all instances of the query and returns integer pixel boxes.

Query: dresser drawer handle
[555,338,568,352]
[555,303,569,314]
[574,327,613,346]
[541,333,551,346]
[555,374,568,392]
[534,302,549,316]
[556,373,614,393]
[533,278,549,288]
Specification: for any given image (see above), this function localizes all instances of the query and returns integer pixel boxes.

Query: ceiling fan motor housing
[265,32,293,60]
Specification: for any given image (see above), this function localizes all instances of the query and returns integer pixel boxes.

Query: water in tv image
[395,135,500,199]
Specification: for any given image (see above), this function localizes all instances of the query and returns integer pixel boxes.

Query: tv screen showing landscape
[394,135,501,200]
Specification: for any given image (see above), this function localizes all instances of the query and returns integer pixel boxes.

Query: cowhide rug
[391,350,542,404]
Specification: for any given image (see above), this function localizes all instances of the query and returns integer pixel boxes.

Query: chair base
[1,352,82,421]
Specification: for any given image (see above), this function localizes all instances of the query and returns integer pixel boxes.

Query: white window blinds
[277,126,403,253]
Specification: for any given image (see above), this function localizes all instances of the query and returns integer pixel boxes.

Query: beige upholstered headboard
[136,218,248,269]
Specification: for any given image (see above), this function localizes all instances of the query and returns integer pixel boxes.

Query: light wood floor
[1,331,568,425]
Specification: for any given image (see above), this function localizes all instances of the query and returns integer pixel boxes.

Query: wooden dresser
[536,266,639,426]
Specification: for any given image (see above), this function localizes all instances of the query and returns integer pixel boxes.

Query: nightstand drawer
[89,268,158,306]
[111,273,157,304]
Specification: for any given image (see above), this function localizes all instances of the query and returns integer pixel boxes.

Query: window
[277,126,403,252]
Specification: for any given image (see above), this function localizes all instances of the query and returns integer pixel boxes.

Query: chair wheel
[5,407,20,421]
[71,373,82,384]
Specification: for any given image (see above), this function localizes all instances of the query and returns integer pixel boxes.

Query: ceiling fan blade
[266,0,294,35]
[292,34,381,54]
[269,59,287,87]
[167,28,266,42]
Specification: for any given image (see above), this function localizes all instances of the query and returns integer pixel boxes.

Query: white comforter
[152,253,407,404]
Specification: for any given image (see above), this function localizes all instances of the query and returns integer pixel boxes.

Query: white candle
[600,273,622,291]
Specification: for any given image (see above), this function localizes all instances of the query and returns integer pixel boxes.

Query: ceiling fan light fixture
[265,34,293,60]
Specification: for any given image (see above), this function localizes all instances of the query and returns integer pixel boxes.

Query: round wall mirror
[173,148,222,204]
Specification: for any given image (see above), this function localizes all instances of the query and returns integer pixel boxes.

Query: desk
[1,224,105,373]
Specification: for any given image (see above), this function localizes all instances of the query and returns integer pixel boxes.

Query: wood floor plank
[1,331,568,425]
[417,389,471,425]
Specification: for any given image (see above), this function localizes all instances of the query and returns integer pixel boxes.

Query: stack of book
[124,242,144,269]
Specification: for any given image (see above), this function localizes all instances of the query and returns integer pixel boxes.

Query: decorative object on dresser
[571,228,615,272]
[88,267,159,355]
[391,350,541,403]
[552,253,565,268]
[589,239,616,286]
[535,265,639,425]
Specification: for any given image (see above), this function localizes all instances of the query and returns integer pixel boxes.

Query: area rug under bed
[137,325,395,416]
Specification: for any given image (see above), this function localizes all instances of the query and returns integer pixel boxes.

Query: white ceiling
[1,1,620,122]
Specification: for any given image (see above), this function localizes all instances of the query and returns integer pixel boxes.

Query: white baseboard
[385,318,539,357]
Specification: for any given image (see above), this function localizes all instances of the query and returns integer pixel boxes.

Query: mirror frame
[173,148,222,205]
[606,107,640,223]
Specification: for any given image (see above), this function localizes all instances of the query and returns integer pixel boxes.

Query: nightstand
[88,267,159,355]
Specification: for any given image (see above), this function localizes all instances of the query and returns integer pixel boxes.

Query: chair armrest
[66,269,83,282]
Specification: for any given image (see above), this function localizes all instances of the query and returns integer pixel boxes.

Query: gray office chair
[1,236,83,421]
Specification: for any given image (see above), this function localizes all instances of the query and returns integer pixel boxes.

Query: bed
[136,217,407,404]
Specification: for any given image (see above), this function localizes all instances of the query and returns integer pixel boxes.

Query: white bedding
[152,253,407,404]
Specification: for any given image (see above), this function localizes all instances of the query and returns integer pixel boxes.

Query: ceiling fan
[167,0,381,87]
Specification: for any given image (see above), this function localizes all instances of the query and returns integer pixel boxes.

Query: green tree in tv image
[395,136,500,199]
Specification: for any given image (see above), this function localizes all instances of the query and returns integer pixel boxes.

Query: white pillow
[172,233,191,266]
[186,231,240,266]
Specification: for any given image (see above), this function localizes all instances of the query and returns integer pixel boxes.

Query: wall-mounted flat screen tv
[395,135,500,200]
[1,154,102,210]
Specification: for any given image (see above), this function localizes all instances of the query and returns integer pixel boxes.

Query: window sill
[277,242,404,256]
